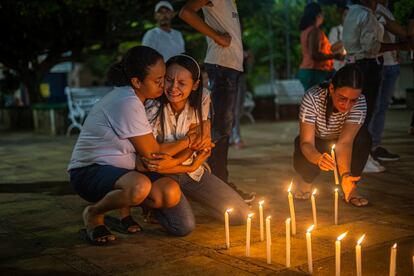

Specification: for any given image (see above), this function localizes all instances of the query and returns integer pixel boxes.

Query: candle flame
[335,188,339,192]
[288,181,293,192]
[332,144,336,150]
[259,200,264,205]
[266,216,271,220]
[286,218,291,223]
[307,225,315,233]
[392,243,397,249]
[248,213,254,218]
[312,188,317,195]
[337,232,348,241]
[226,208,233,213]
[357,234,365,245]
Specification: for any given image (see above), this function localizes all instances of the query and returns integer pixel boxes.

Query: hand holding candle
[246,213,254,257]
[355,234,365,276]
[266,216,271,264]
[306,225,315,274]
[224,208,232,249]
[331,144,339,185]
[287,181,296,235]
[335,232,347,276]
[311,189,317,228]
[259,200,264,241]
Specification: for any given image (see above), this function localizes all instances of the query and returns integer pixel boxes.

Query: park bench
[65,86,112,135]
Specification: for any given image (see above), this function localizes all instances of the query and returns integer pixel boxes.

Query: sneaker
[371,146,400,161]
[227,182,256,203]
[363,155,386,173]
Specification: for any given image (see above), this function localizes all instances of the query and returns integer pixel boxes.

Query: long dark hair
[107,46,163,86]
[157,54,204,142]
[299,2,322,31]
[321,64,364,124]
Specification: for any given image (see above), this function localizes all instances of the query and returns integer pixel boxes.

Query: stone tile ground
[0,109,413,275]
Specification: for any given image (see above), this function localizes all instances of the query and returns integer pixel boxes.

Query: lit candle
[259,200,264,241]
[285,218,291,268]
[266,216,271,264]
[311,188,317,228]
[334,188,339,225]
[389,243,397,276]
[331,144,339,185]
[224,208,232,249]
[306,225,315,274]
[355,234,365,276]
[335,232,347,276]
[246,213,254,257]
[288,181,296,235]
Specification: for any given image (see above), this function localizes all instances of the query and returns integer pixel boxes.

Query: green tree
[0,0,159,104]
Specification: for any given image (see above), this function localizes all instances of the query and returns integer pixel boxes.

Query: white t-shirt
[142,27,185,61]
[68,86,153,171]
[202,0,243,72]
[376,3,398,66]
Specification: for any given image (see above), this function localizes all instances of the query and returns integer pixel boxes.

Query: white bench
[65,86,112,135]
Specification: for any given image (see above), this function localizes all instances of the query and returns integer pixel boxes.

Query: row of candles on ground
[225,204,401,275]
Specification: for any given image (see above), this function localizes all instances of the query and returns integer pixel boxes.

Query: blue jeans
[153,171,250,236]
[205,64,241,183]
[369,64,400,147]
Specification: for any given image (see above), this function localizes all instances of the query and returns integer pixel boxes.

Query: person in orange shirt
[297,3,344,90]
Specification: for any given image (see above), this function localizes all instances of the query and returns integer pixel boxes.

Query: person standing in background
[142,1,185,61]
[180,0,255,203]
[328,6,348,71]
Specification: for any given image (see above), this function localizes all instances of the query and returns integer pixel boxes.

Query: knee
[170,217,196,237]
[162,181,181,208]
[128,176,152,205]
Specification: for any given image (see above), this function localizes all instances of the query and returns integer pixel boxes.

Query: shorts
[69,164,164,203]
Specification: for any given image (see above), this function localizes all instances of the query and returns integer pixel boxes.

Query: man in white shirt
[180,0,255,203]
[142,1,185,61]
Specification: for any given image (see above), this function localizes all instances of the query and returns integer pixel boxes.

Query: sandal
[104,215,143,234]
[347,195,369,207]
[79,225,116,246]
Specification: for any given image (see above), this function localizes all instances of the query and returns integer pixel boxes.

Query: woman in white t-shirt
[142,54,250,227]
[68,46,206,245]
[294,64,370,207]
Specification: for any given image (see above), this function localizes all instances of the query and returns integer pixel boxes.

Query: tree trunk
[20,69,44,105]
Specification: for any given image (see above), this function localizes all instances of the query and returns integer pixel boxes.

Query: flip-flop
[348,196,369,207]
[79,225,116,246]
[294,190,311,200]
[104,215,143,234]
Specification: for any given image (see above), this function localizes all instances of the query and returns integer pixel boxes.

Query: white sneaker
[363,155,386,173]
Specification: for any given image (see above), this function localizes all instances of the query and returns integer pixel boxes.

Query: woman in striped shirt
[293,64,370,207]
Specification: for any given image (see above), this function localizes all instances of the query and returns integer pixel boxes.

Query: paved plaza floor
[0,109,413,275]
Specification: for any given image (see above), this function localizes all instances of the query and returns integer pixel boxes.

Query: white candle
[266,216,271,264]
[288,182,296,235]
[335,232,347,276]
[334,188,339,225]
[389,243,397,276]
[259,200,264,241]
[246,213,254,257]
[224,208,232,249]
[285,218,291,268]
[355,234,365,276]
[306,225,315,274]
[331,144,339,185]
[311,189,317,228]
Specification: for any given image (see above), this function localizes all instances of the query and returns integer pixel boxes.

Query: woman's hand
[317,153,336,171]
[141,153,180,172]
[189,149,211,171]
[341,175,360,202]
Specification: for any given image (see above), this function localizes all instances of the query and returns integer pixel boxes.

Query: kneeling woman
[142,54,251,230]
[294,64,369,206]
[68,46,196,245]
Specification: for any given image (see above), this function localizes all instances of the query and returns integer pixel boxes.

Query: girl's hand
[341,175,360,202]
[141,153,179,171]
[189,149,211,171]
[317,153,336,171]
